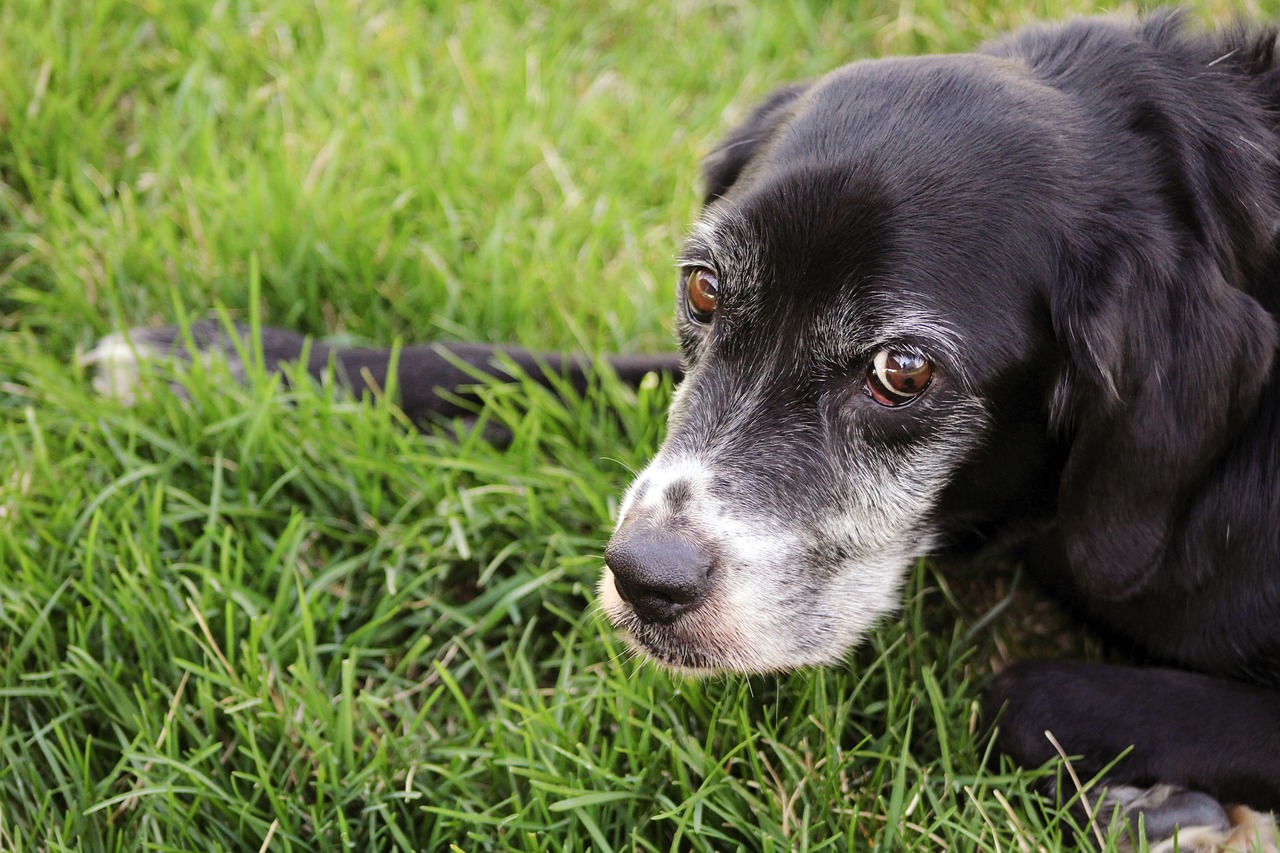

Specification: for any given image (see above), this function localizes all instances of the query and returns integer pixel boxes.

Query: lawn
[0,0,1268,850]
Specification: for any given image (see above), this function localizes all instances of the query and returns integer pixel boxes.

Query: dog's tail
[83,322,682,434]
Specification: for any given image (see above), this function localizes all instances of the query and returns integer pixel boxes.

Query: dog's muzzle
[603,524,713,624]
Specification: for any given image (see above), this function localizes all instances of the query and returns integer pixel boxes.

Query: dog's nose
[604,528,711,624]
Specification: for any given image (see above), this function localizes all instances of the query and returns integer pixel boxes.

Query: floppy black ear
[1050,249,1276,601]
[700,83,809,205]
[1046,22,1280,601]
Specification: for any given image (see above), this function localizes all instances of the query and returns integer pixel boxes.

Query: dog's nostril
[604,530,712,625]
[612,574,697,611]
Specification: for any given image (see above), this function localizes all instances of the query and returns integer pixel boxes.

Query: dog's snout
[604,529,712,625]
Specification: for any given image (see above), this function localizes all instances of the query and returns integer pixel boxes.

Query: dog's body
[94,10,1280,848]
[599,14,1280,831]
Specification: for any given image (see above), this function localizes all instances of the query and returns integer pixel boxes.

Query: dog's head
[600,24,1278,673]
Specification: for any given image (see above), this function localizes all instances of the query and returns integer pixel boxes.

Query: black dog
[92,10,1280,849]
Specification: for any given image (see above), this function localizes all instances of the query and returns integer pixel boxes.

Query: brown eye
[685,267,718,324]
[866,349,934,406]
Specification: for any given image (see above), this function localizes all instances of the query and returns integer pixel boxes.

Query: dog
[90,10,1280,851]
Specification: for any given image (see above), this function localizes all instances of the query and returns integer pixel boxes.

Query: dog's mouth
[603,597,848,675]
[597,565,864,675]
[598,434,956,674]
[597,568,750,673]
[618,624,723,674]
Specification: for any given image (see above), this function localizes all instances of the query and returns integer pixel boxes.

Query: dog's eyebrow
[874,313,963,360]
[677,209,764,278]
[674,245,714,268]
[677,209,744,269]
[676,227,719,268]
[810,304,970,385]
[876,313,971,390]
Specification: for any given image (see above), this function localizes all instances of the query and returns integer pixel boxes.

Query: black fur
[684,10,1280,814]
[113,9,1280,829]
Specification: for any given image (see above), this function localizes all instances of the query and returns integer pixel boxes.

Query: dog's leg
[985,661,1280,850]
[84,322,681,427]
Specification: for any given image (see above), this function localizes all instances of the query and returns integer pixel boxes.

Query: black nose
[604,528,712,624]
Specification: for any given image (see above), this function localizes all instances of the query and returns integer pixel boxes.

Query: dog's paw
[1102,784,1278,853]
[1220,807,1280,853]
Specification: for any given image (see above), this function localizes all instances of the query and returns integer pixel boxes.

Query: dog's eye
[685,267,719,324]
[866,349,933,406]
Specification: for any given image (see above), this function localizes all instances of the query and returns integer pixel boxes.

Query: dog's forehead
[685,169,964,366]
[753,52,1076,247]
[683,55,1068,368]
[688,166,895,295]
[780,53,1063,168]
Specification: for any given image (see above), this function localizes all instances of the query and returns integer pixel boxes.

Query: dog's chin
[596,570,855,675]
[616,626,732,676]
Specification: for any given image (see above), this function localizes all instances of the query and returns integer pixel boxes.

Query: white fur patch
[602,437,944,672]
[1218,807,1280,853]
[1143,807,1279,853]
[80,332,155,405]
[616,453,715,527]
[1105,785,1278,853]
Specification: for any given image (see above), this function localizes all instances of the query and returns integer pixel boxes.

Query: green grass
[0,0,1271,849]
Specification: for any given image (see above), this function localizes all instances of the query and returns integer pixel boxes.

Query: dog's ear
[1050,249,1276,601]
[701,83,809,205]
[1048,31,1280,602]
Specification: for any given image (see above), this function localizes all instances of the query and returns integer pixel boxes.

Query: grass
[0,0,1273,849]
